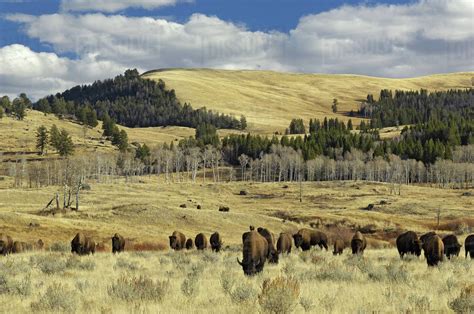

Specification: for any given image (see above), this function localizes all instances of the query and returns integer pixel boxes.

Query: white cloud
[60,0,190,13]
[2,0,473,98]
[0,44,124,100]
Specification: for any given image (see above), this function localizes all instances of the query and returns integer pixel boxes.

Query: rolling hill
[143,69,474,134]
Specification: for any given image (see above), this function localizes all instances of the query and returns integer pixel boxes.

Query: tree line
[0,94,31,120]
[34,69,246,130]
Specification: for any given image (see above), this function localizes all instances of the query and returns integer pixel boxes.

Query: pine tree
[86,108,98,127]
[49,125,60,150]
[332,99,338,113]
[347,119,353,130]
[35,125,49,155]
[12,97,26,120]
[57,129,74,157]
[239,115,247,130]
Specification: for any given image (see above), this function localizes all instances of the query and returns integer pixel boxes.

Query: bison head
[169,235,178,249]
[237,258,261,276]
[269,251,279,264]
[293,234,303,248]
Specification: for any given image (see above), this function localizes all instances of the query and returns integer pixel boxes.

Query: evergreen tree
[332,99,338,113]
[0,96,11,114]
[86,107,98,127]
[347,119,353,130]
[195,123,220,146]
[288,119,306,134]
[112,129,128,152]
[12,97,26,120]
[57,129,74,157]
[49,125,61,150]
[35,126,49,155]
[240,115,247,130]
[135,143,151,163]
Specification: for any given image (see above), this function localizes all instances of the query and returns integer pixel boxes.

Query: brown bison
[185,238,194,250]
[257,227,278,263]
[210,232,222,252]
[169,231,186,251]
[195,233,208,250]
[333,239,345,255]
[277,232,292,255]
[351,231,367,255]
[442,234,462,259]
[36,239,44,250]
[12,241,28,253]
[238,230,269,276]
[112,233,125,253]
[0,234,13,255]
[71,233,96,255]
[465,234,474,258]
[423,235,444,266]
[293,229,328,251]
[420,231,436,245]
[396,231,422,258]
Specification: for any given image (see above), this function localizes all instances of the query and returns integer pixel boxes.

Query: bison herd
[0,229,473,276]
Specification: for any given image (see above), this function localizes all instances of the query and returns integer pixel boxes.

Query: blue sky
[0,0,472,99]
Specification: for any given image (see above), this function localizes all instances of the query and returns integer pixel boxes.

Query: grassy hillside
[143,69,474,134]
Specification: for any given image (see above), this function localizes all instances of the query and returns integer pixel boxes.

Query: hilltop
[143,69,474,134]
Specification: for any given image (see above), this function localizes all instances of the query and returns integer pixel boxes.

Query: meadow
[0,245,472,313]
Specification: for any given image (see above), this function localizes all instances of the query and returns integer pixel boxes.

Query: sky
[0,0,473,99]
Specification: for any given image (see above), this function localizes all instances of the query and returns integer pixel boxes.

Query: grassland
[143,69,474,134]
[0,246,472,313]
[0,177,472,249]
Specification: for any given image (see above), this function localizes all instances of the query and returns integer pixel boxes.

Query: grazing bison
[238,230,269,276]
[195,233,208,250]
[0,234,13,255]
[169,231,186,251]
[36,239,44,250]
[111,233,125,254]
[71,233,96,255]
[12,241,27,253]
[420,232,436,245]
[333,239,345,255]
[396,231,422,258]
[351,231,367,255]
[442,234,462,259]
[465,234,474,258]
[210,232,222,252]
[277,232,292,255]
[185,239,194,250]
[423,235,444,266]
[257,227,278,263]
[293,229,329,251]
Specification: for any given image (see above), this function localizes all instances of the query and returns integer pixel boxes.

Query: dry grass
[0,177,472,248]
[0,247,472,313]
[143,69,474,134]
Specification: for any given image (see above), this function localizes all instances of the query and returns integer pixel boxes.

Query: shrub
[220,271,237,296]
[49,242,70,252]
[108,275,170,302]
[231,284,257,304]
[449,284,474,313]
[258,276,300,314]
[31,283,78,312]
[114,257,141,271]
[65,255,96,271]
[170,252,191,271]
[181,275,199,298]
[299,296,314,312]
[32,255,67,274]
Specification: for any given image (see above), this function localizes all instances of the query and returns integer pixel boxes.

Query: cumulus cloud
[60,0,190,13]
[0,44,124,99]
[2,0,473,98]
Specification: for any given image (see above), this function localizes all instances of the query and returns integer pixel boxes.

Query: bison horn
[237,258,243,266]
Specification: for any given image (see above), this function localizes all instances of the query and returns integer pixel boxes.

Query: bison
[112,233,125,253]
[185,238,194,250]
[423,234,444,266]
[237,230,269,276]
[12,241,27,254]
[0,234,13,255]
[293,229,328,251]
[195,233,208,250]
[257,227,278,263]
[333,239,345,255]
[210,232,222,252]
[169,231,186,251]
[277,232,292,255]
[36,239,44,250]
[465,234,474,259]
[396,231,422,258]
[420,231,436,245]
[351,231,367,255]
[442,234,462,259]
[71,233,96,255]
